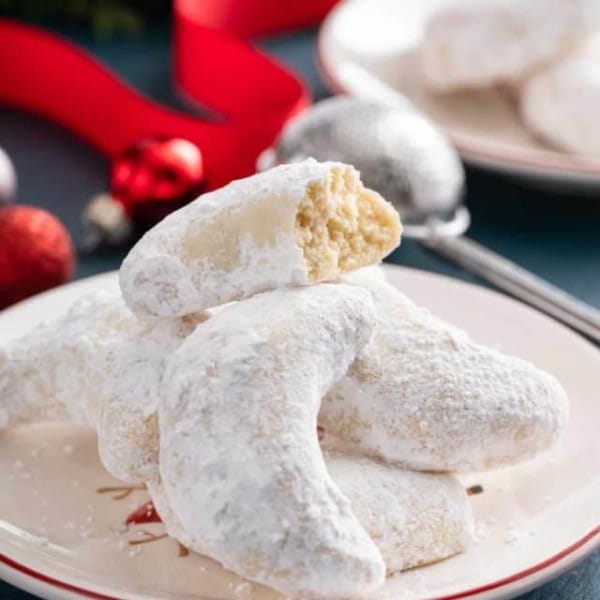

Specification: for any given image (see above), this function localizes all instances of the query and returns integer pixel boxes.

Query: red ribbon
[0,0,334,189]
[180,0,339,37]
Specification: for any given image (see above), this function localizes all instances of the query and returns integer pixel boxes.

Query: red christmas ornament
[111,137,204,219]
[0,205,76,309]
[84,137,205,248]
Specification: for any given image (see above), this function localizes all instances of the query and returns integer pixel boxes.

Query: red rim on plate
[2,269,599,599]
[2,525,599,600]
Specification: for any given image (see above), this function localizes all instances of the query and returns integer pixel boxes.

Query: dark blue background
[1,24,598,600]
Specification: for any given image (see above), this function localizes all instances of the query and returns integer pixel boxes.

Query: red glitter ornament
[0,205,76,309]
[110,137,204,226]
[83,137,205,248]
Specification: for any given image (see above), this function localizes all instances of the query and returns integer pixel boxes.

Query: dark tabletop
[0,23,598,600]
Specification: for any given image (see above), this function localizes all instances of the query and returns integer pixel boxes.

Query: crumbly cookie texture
[0,288,207,482]
[119,158,401,319]
[422,0,600,91]
[321,273,569,472]
[521,36,600,156]
[149,450,473,577]
[158,284,386,599]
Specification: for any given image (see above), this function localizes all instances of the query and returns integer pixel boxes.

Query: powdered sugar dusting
[323,450,473,573]
[422,0,600,91]
[521,36,600,155]
[158,284,386,599]
[0,289,208,481]
[119,159,336,318]
[322,273,569,471]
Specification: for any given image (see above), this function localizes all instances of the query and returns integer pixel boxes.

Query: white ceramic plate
[318,0,600,190]
[1,266,599,600]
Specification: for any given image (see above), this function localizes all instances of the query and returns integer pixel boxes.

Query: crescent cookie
[322,450,473,573]
[0,288,207,481]
[158,284,386,599]
[148,451,473,577]
[320,273,569,472]
[119,159,401,318]
[521,37,600,156]
[421,0,600,91]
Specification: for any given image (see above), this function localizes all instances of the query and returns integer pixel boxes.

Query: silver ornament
[0,146,17,205]
[259,96,468,237]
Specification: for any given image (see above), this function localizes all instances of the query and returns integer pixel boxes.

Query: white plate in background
[319,0,600,190]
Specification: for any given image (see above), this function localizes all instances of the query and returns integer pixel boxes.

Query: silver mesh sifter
[258,96,469,238]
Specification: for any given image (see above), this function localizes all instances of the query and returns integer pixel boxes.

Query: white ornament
[0,146,16,204]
